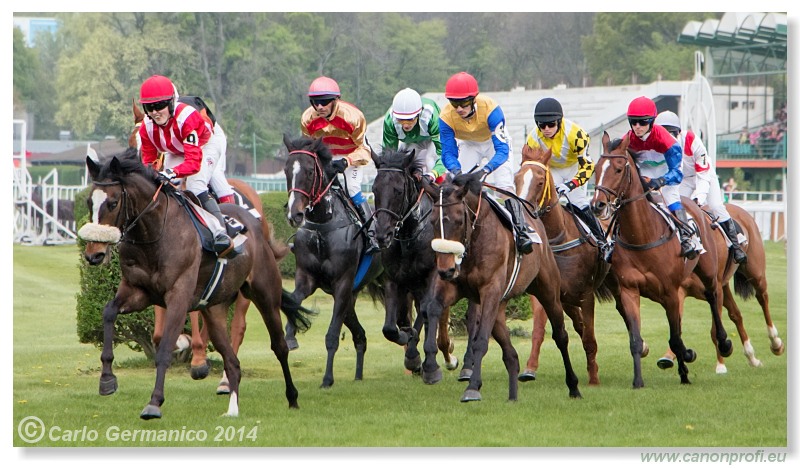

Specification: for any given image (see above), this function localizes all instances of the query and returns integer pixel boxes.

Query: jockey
[655,111,747,263]
[439,71,536,255]
[138,74,232,255]
[176,95,236,206]
[301,76,379,254]
[523,97,613,262]
[382,88,446,182]
[625,96,698,259]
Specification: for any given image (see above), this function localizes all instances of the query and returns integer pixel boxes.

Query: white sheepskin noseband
[431,238,465,265]
[78,223,122,244]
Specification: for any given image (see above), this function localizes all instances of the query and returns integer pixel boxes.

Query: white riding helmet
[391,88,423,120]
[655,111,681,132]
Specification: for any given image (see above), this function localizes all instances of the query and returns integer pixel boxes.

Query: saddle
[650,202,706,255]
[702,209,748,249]
[483,195,542,245]
[177,192,247,258]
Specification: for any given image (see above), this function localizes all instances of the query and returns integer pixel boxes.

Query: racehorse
[656,202,784,372]
[371,149,458,378]
[79,149,311,419]
[514,144,612,385]
[420,172,581,401]
[591,132,732,388]
[130,101,288,393]
[282,134,384,388]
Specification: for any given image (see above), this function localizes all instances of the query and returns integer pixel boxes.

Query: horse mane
[451,172,484,196]
[284,134,335,163]
[94,147,164,189]
[379,148,424,176]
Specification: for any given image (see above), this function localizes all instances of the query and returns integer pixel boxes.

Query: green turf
[12,242,788,448]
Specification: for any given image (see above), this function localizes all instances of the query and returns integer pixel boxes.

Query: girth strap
[196,257,228,308]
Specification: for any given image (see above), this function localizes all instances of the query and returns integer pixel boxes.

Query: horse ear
[601,132,611,153]
[86,156,101,179]
[133,98,144,123]
[521,144,533,162]
[109,156,122,175]
[282,133,293,150]
[373,152,383,169]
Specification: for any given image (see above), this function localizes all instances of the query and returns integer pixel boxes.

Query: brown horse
[656,203,784,372]
[591,132,732,388]
[420,172,580,401]
[514,145,612,385]
[131,101,288,393]
[79,149,311,419]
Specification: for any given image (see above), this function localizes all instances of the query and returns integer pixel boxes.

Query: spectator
[723,177,737,200]
[738,127,749,144]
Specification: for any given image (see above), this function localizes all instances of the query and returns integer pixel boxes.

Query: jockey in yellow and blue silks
[625,96,699,259]
[524,97,612,262]
[439,71,535,255]
[382,88,446,182]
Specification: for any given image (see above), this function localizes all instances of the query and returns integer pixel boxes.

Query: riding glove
[556,181,575,196]
[331,159,348,173]
[642,176,666,191]
[158,168,177,183]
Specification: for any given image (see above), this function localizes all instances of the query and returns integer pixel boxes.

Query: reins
[96,178,170,245]
[287,149,337,207]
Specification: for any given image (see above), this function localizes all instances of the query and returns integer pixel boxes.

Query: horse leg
[576,298,600,385]
[188,310,210,381]
[141,296,192,420]
[461,299,499,403]
[152,305,165,348]
[720,284,760,371]
[458,301,478,382]
[202,304,242,417]
[100,283,150,398]
[536,285,581,399]
[520,295,546,382]
[321,286,353,388]
[663,292,694,385]
[284,276,317,350]
[490,308,520,401]
[745,269,783,355]
[438,306,458,371]
[419,288,446,385]
[616,288,646,389]
[343,306,367,381]
[217,294,251,394]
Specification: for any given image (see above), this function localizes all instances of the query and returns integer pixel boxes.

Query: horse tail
[733,270,755,300]
[263,217,290,261]
[280,289,317,333]
[594,280,615,303]
[365,280,386,306]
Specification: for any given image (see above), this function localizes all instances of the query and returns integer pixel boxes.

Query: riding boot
[198,191,233,254]
[575,204,613,263]
[720,218,747,264]
[504,198,535,255]
[354,200,380,255]
[671,208,698,260]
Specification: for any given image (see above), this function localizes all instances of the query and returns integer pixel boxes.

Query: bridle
[94,178,168,245]
[373,167,428,241]
[519,160,558,217]
[287,149,336,209]
[432,185,482,266]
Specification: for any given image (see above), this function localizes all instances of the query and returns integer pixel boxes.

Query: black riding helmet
[534,97,564,132]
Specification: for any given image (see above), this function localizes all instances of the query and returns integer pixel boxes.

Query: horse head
[423,172,482,280]
[372,148,422,249]
[515,144,554,216]
[282,134,337,227]
[592,132,641,220]
[78,148,162,265]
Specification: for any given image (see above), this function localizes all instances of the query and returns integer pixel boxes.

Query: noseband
[593,153,636,211]
[94,179,168,244]
[287,149,336,208]
[432,186,481,265]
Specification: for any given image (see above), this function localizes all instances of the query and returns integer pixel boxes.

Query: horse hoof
[770,341,784,356]
[715,363,728,374]
[518,371,537,382]
[99,377,118,396]
[404,355,422,372]
[656,357,674,369]
[457,368,473,382]
[684,349,697,363]
[460,389,482,402]
[190,364,210,380]
[422,367,442,385]
[445,356,459,371]
[286,338,299,351]
[641,341,650,358]
[719,339,733,358]
[216,381,231,395]
[140,405,162,420]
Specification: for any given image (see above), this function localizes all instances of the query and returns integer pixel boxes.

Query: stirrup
[600,241,614,263]
[731,247,747,264]
[516,235,534,255]
[213,233,233,255]
[680,239,697,260]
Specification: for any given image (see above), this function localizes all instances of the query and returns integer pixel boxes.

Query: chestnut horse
[514,144,612,385]
[79,149,311,419]
[282,135,384,388]
[656,202,784,372]
[591,133,732,388]
[130,101,288,393]
[371,148,458,378]
[421,172,581,401]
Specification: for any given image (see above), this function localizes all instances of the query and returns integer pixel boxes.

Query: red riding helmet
[140,75,176,104]
[308,76,341,98]
[444,72,479,99]
[627,96,657,118]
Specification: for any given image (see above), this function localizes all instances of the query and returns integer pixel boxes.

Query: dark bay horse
[421,172,581,401]
[79,149,311,419]
[282,134,384,388]
[657,202,784,372]
[130,101,289,393]
[514,144,612,385]
[591,132,732,388]
[372,149,458,379]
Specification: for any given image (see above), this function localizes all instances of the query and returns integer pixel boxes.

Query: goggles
[142,100,171,113]
[536,120,559,130]
[628,118,653,127]
[448,97,475,109]
[310,97,336,107]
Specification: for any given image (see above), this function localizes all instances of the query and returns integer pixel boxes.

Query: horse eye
[106,200,118,210]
